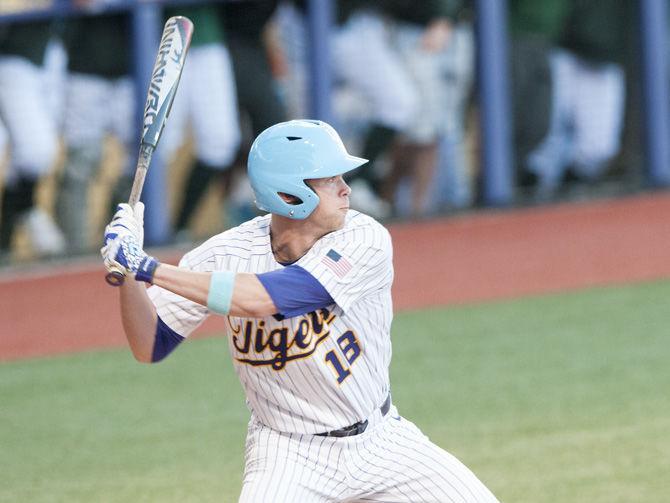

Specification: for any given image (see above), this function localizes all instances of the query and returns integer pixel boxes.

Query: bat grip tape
[207,271,235,315]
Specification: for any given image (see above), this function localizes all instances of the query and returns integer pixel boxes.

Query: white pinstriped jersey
[148,210,394,434]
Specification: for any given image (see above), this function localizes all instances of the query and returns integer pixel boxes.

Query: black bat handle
[105,270,126,287]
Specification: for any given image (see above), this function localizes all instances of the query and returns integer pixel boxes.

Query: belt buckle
[332,419,368,437]
[351,420,368,436]
[317,393,391,438]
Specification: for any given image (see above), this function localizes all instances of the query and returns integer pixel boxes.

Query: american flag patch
[321,249,352,278]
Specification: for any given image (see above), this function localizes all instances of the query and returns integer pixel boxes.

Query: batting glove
[103,202,145,248]
[101,233,160,283]
[101,202,158,283]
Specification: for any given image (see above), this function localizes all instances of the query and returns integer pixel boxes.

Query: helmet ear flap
[251,175,320,219]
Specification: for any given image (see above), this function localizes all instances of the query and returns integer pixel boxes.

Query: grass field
[2,279,669,502]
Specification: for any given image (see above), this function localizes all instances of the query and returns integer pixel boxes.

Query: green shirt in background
[0,21,53,65]
[165,5,225,47]
[296,0,461,27]
[508,0,570,42]
[219,0,280,40]
[64,14,131,78]
[383,0,463,26]
[559,0,631,64]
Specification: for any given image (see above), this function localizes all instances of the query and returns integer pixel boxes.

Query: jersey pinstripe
[148,210,393,434]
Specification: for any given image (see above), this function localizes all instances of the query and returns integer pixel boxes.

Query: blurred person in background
[285,0,428,219]
[380,0,466,218]
[157,2,241,243]
[215,0,288,227]
[0,19,65,261]
[328,0,416,219]
[430,0,476,213]
[525,0,632,201]
[507,0,570,192]
[287,0,423,218]
[273,1,308,119]
[56,0,135,254]
[166,0,288,237]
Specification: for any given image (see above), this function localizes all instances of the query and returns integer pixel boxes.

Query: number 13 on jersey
[325,331,361,383]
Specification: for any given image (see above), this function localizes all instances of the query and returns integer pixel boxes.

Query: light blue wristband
[207,271,235,315]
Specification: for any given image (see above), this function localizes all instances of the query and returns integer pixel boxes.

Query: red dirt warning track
[2,192,669,361]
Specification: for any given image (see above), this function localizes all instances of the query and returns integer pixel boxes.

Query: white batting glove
[101,202,158,283]
[103,202,145,248]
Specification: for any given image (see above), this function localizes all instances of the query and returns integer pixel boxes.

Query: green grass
[2,280,669,502]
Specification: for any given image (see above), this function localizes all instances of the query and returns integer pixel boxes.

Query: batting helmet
[247,120,367,219]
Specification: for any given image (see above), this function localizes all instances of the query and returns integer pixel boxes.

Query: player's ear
[278,192,303,205]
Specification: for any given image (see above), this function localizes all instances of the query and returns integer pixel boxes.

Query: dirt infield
[2,192,669,361]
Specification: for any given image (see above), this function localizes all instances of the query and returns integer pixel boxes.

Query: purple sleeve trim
[151,316,185,363]
[257,265,334,318]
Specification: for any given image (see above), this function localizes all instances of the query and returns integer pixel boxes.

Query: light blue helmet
[247,120,367,219]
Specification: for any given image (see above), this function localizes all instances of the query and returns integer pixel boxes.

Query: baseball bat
[106,16,194,287]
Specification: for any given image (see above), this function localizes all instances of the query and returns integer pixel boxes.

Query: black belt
[316,394,391,438]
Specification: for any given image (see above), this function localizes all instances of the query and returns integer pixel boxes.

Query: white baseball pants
[0,56,59,184]
[527,48,626,190]
[157,43,241,169]
[239,405,499,503]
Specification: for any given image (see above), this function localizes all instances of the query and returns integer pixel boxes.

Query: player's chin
[332,211,347,228]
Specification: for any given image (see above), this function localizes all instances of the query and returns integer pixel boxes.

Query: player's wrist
[135,255,160,283]
[207,271,236,314]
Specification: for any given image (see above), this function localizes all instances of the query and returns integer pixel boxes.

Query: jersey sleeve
[147,252,210,339]
[257,265,334,318]
[296,221,394,313]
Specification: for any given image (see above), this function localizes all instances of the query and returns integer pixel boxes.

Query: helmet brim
[314,154,369,179]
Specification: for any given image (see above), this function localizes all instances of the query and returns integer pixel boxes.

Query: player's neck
[269,215,335,263]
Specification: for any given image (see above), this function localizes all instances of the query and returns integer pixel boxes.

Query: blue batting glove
[101,233,159,283]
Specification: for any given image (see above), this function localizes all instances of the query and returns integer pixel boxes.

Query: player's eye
[310,176,339,187]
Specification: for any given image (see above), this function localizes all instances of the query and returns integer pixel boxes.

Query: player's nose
[339,177,351,197]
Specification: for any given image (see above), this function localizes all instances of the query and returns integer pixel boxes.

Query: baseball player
[101,120,499,502]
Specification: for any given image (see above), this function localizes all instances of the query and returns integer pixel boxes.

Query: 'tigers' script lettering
[230,309,337,370]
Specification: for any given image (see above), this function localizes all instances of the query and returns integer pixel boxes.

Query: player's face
[306,175,351,230]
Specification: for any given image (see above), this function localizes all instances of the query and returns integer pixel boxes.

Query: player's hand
[101,233,159,283]
[101,202,158,283]
[103,202,145,248]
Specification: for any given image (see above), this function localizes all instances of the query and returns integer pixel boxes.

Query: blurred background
[0,0,667,265]
[2,3,670,502]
